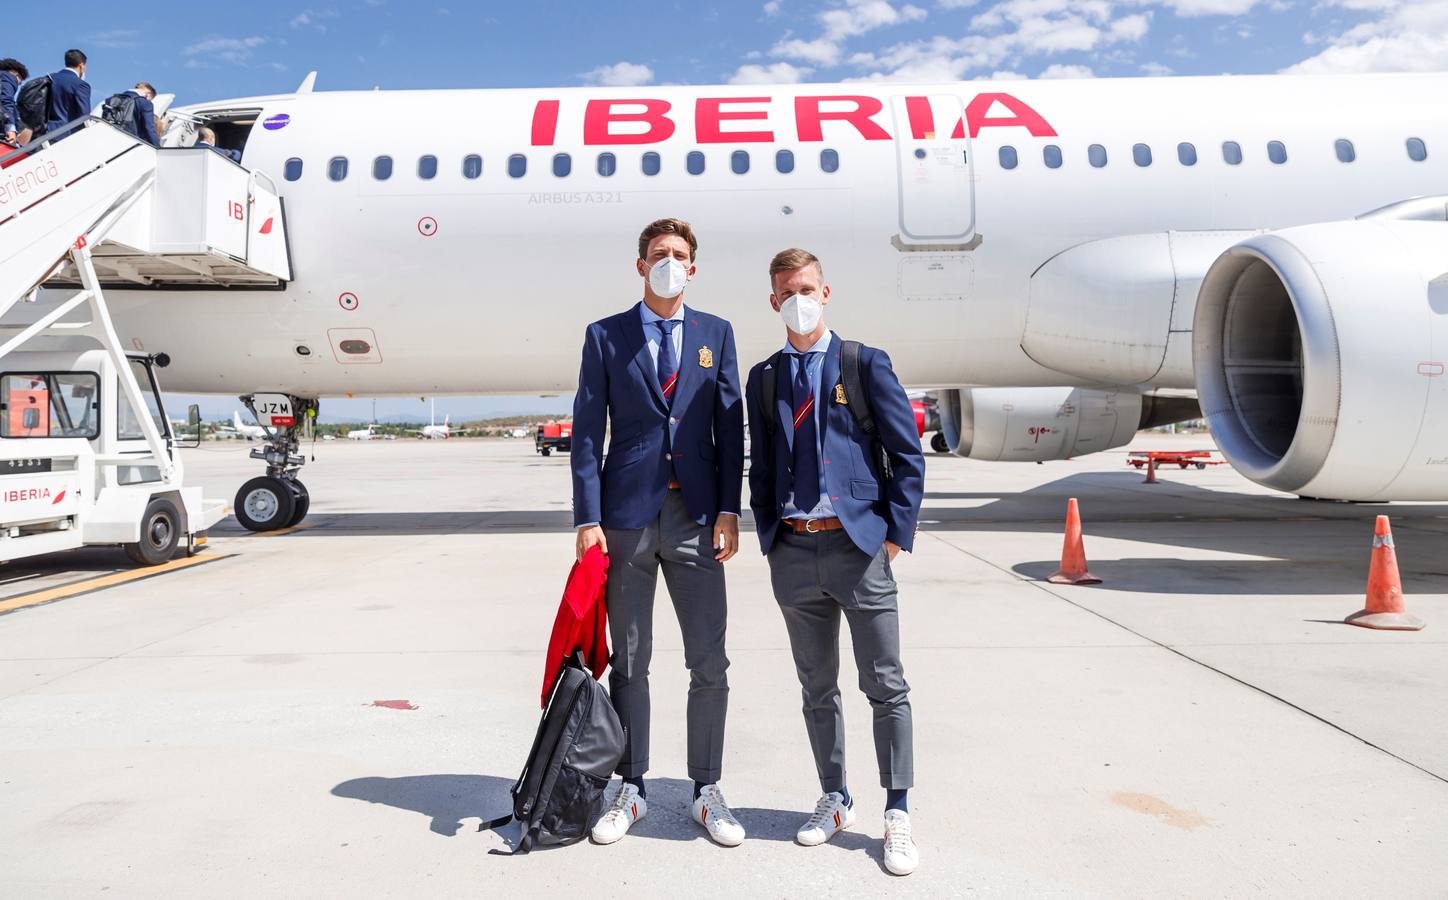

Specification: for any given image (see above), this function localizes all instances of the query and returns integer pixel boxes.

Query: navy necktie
[791,352,822,514]
[657,319,679,405]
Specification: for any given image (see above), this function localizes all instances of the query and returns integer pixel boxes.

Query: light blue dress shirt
[781,330,836,521]
[639,301,685,370]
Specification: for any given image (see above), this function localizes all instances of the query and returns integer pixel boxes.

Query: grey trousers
[767,529,913,792]
[603,491,730,784]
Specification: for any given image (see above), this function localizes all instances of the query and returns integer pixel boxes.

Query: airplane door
[890,95,976,250]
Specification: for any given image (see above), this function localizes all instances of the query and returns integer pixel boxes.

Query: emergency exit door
[889,95,976,249]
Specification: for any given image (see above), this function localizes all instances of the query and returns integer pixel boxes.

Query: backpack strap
[838,340,892,483]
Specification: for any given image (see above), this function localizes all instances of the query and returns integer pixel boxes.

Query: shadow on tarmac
[330,774,882,865]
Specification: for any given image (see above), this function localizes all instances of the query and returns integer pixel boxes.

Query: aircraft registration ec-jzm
[18,71,1448,529]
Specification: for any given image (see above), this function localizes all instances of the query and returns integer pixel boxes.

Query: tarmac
[1,433,1446,898]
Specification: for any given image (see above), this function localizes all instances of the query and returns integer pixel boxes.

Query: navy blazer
[46,69,91,134]
[125,91,159,146]
[1,72,18,135]
[572,302,744,530]
[746,334,925,556]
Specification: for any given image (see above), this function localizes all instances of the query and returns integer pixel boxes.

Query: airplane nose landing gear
[234,394,317,532]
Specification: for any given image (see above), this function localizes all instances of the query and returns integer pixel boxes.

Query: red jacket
[541,546,610,707]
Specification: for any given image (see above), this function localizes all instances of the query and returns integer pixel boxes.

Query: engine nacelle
[1194,219,1448,500]
[936,386,1143,462]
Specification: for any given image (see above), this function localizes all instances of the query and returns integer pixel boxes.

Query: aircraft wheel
[125,497,182,566]
[235,476,295,532]
[285,480,310,527]
[930,432,948,453]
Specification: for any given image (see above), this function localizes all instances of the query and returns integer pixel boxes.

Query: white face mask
[647,257,690,299]
[779,293,823,335]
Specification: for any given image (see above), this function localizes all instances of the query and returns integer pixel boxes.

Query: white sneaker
[591,783,646,845]
[691,784,746,846]
[882,809,918,876]
[796,792,856,846]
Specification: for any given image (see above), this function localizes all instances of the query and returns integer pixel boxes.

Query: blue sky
[9,0,1438,420]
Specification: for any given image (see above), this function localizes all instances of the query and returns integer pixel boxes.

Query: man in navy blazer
[571,218,746,848]
[745,247,925,876]
[45,50,90,136]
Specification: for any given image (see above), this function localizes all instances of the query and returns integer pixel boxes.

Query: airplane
[410,414,473,439]
[10,71,1448,532]
[346,424,378,441]
[229,411,266,441]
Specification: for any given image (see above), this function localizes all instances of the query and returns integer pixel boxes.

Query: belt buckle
[804,519,821,533]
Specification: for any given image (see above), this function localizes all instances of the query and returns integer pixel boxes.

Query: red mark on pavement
[370,699,417,710]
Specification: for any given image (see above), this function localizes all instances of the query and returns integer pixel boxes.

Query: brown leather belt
[667,480,681,490]
[784,517,844,534]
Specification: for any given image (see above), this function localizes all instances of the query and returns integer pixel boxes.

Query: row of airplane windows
[282,148,844,183]
[998,137,1430,170]
[281,137,1433,184]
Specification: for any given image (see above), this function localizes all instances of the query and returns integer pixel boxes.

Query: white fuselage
[103,73,1447,397]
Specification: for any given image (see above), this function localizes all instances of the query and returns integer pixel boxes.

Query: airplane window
[1335,139,1355,163]
[283,158,303,181]
[1043,145,1062,169]
[687,151,705,175]
[820,148,839,173]
[327,156,348,182]
[597,152,617,176]
[1177,142,1197,166]
[1267,141,1287,164]
[508,154,526,178]
[1088,144,1107,168]
[776,149,794,173]
[1406,137,1427,162]
[462,154,482,179]
[418,155,438,180]
[553,153,571,177]
[372,156,392,180]
[998,146,1018,170]
[731,150,750,174]
[1133,143,1152,167]
[1222,141,1243,165]
[642,152,661,176]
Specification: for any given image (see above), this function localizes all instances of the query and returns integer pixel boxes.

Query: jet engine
[935,386,1151,462]
[1193,217,1448,500]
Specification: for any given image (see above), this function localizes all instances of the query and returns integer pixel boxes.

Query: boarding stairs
[0,118,293,480]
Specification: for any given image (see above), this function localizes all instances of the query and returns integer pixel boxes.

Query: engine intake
[1193,219,1448,500]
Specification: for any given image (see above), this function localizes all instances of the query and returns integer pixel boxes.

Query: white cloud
[1140,60,1175,75]
[84,29,142,50]
[729,61,813,84]
[767,0,928,69]
[1155,0,1259,15]
[290,8,340,31]
[581,61,655,86]
[763,0,782,14]
[1284,0,1448,74]
[1039,62,1095,77]
[182,36,268,65]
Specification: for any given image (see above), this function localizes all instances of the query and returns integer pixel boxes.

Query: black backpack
[762,339,893,483]
[17,76,50,131]
[483,653,624,854]
[100,92,139,135]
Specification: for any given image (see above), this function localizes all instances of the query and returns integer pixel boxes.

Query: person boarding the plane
[45,49,90,136]
[744,248,926,876]
[101,82,161,146]
[0,58,29,147]
[571,218,746,847]
[195,126,241,162]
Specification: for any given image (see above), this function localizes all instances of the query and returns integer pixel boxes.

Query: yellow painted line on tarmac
[0,552,235,616]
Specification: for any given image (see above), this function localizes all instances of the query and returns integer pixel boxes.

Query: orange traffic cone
[1048,498,1102,585]
[1345,515,1424,631]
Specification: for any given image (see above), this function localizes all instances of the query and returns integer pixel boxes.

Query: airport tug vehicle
[0,116,296,554]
